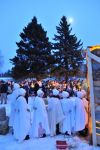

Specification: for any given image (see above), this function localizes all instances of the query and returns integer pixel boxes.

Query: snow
[0,134,100,150]
[0,103,100,150]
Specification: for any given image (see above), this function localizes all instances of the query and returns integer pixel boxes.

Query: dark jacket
[0,83,8,93]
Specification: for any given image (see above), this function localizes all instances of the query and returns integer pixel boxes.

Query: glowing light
[68,17,74,24]
[89,45,100,51]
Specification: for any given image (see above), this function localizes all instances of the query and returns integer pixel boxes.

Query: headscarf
[52,88,59,96]
[18,88,26,96]
[62,91,69,98]
[13,83,20,90]
[37,89,44,97]
[77,91,83,99]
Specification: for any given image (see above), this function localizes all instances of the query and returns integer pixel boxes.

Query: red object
[56,140,68,149]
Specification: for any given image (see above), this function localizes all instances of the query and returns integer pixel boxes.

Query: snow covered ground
[0,133,100,150]
[0,103,100,150]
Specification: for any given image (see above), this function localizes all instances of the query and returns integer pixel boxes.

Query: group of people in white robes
[8,83,88,142]
[48,89,88,136]
[8,84,50,142]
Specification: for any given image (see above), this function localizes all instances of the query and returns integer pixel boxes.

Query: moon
[68,17,74,24]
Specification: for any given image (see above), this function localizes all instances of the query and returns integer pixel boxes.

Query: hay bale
[0,107,6,121]
[0,116,9,135]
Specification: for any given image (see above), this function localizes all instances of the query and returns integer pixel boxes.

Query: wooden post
[87,48,97,146]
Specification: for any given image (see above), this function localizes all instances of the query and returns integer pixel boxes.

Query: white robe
[13,96,31,142]
[47,97,65,136]
[61,98,72,134]
[30,96,50,138]
[28,96,35,110]
[9,89,19,127]
[82,98,88,125]
[28,96,35,125]
[70,97,76,132]
[70,97,86,132]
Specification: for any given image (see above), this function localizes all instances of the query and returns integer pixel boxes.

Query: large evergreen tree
[10,17,54,79]
[53,16,83,79]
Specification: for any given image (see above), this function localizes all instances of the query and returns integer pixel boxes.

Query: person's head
[13,83,20,90]
[62,91,69,99]
[52,88,59,97]
[18,88,26,97]
[77,91,83,99]
[37,89,44,97]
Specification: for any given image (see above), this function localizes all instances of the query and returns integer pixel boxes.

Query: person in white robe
[69,93,76,134]
[28,92,35,126]
[13,88,31,142]
[29,89,50,138]
[73,91,86,132]
[47,88,65,136]
[9,83,20,128]
[81,90,88,126]
[61,91,72,135]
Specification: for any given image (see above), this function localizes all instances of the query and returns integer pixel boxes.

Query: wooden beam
[87,48,97,146]
[87,49,100,63]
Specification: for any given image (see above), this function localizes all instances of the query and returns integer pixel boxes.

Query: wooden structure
[87,45,100,146]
